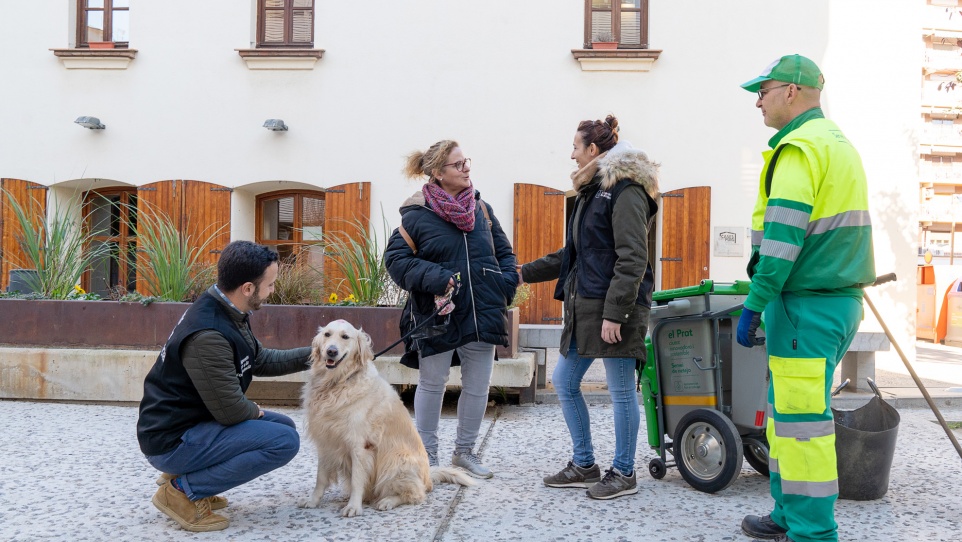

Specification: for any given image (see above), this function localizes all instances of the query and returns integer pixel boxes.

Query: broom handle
[863,291,962,461]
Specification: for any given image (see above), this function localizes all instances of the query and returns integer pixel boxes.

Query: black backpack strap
[765,144,787,198]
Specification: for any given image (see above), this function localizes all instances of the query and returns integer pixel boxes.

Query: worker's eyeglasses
[442,158,471,172]
[756,83,792,100]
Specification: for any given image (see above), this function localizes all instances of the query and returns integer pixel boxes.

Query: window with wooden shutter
[660,186,711,290]
[0,179,48,291]
[258,0,315,48]
[77,0,129,48]
[514,183,565,325]
[82,188,137,297]
[256,189,326,267]
[584,0,648,49]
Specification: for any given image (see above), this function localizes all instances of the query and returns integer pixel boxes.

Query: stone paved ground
[1,398,960,541]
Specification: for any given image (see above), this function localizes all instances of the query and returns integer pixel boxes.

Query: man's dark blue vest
[137,291,258,456]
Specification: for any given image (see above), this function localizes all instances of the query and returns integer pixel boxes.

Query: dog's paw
[297,497,320,509]
[374,496,402,511]
[340,502,363,517]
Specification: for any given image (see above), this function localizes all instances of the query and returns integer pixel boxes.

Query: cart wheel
[673,409,744,493]
[648,458,667,480]
[743,432,770,477]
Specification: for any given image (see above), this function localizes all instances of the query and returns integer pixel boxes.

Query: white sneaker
[451,450,493,479]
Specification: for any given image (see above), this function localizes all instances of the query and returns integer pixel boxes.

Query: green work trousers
[764,292,862,542]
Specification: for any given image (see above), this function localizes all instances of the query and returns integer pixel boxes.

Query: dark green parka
[521,149,659,358]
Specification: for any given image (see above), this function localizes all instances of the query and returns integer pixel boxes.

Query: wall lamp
[75,116,106,130]
[263,119,288,131]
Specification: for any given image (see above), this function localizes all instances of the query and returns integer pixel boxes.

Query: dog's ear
[310,326,326,365]
[356,327,374,362]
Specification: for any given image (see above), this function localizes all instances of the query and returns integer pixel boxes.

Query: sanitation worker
[736,54,876,542]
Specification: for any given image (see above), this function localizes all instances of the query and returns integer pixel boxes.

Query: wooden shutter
[660,186,711,290]
[135,180,232,294]
[0,179,48,291]
[136,181,181,295]
[514,183,565,325]
[182,180,232,266]
[323,182,371,295]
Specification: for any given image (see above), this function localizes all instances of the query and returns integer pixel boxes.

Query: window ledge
[571,49,662,72]
[51,48,137,70]
[236,48,325,70]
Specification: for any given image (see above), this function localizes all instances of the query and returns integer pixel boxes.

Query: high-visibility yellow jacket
[745,117,876,312]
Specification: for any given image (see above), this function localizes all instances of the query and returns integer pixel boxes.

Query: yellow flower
[73,285,86,295]
[346,294,357,302]
[329,293,338,303]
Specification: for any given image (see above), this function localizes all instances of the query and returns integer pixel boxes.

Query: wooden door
[513,183,565,325]
[660,186,711,290]
[323,182,371,295]
[182,181,232,265]
[0,179,48,291]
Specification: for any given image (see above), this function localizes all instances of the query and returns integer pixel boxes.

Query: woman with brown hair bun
[521,115,660,500]
[384,140,518,479]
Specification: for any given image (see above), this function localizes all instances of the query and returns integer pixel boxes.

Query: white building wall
[0,0,921,349]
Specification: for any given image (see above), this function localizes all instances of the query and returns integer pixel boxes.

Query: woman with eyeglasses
[520,115,660,500]
[384,140,518,479]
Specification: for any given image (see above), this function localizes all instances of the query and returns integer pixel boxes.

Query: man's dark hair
[216,241,279,292]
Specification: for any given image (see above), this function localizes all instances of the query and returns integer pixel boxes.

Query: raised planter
[0,299,519,358]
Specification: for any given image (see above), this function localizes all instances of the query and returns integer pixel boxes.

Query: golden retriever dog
[299,319,475,517]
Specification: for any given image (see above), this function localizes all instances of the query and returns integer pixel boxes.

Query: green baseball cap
[741,54,825,93]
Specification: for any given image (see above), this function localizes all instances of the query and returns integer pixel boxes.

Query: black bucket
[832,379,900,500]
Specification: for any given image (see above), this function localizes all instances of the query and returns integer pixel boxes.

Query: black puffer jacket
[384,189,518,367]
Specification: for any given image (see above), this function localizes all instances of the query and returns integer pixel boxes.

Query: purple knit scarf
[422,182,476,232]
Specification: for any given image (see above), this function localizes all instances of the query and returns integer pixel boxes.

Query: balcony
[920,199,962,224]
[924,49,962,73]
[924,5,962,36]
[920,124,962,154]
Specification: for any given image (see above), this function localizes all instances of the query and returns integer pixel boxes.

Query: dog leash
[373,274,461,360]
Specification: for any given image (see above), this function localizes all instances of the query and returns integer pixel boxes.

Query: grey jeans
[415,341,495,455]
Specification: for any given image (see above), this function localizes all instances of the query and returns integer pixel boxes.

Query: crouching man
[137,240,312,532]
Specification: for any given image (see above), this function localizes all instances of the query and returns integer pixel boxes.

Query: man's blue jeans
[145,411,300,500]
[554,338,640,475]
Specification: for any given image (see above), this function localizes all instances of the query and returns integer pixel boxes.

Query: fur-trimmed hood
[597,149,660,200]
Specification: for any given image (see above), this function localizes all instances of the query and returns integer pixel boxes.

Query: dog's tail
[430,466,477,487]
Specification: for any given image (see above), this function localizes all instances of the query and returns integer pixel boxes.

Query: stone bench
[0,347,538,404]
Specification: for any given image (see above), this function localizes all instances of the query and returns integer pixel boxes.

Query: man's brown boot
[156,473,228,510]
[152,480,229,532]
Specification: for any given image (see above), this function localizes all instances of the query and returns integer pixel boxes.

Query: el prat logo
[667,328,693,339]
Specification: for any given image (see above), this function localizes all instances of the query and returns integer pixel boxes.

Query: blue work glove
[736,308,766,348]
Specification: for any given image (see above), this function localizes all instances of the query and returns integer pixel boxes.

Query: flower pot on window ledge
[591,41,619,50]
[88,41,115,49]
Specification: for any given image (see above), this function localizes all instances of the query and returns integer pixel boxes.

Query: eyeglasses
[756,83,792,100]
[442,158,471,172]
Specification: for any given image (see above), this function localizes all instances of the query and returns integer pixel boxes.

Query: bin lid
[652,279,751,301]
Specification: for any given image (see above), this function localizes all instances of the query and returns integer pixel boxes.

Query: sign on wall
[713,227,746,258]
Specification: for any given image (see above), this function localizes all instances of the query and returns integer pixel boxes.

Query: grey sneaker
[543,461,602,488]
[586,467,638,500]
[451,450,493,479]
[426,450,438,468]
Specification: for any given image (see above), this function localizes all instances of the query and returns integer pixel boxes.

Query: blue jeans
[145,411,300,500]
[554,338,640,475]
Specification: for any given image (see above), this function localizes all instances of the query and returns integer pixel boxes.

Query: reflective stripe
[765,206,810,230]
[769,457,779,474]
[760,239,801,262]
[752,229,764,245]
[767,403,774,419]
[663,395,718,406]
[774,420,835,439]
[781,478,838,498]
[806,209,872,237]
